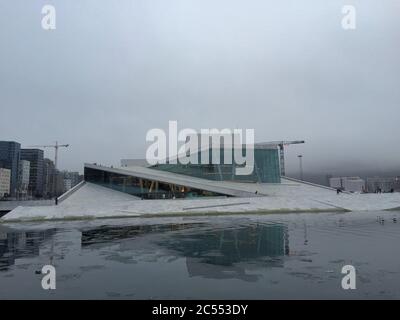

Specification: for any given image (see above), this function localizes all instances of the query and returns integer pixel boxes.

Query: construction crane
[256,140,305,176]
[27,141,69,169]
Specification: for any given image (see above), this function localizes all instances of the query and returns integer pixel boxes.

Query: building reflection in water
[81,223,205,248]
[160,223,289,281]
[81,222,290,282]
[0,227,57,271]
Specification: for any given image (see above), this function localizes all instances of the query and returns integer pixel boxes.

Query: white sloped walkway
[2,179,400,222]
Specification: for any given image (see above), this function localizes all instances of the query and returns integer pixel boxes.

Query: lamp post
[298,154,303,181]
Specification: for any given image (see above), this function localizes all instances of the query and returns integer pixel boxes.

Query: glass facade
[152,147,281,183]
[84,167,228,199]
[20,149,44,197]
[0,141,21,197]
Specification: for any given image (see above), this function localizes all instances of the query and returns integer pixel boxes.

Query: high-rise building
[43,158,56,198]
[43,158,67,198]
[0,168,11,198]
[18,160,30,198]
[62,171,82,190]
[63,178,72,191]
[54,172,66,196]
[0,141,21,197]
[20,149,44,197]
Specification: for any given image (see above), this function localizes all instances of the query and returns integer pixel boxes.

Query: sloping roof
[84,163,259,198]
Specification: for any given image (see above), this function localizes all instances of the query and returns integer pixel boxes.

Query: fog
[1,0,399,175]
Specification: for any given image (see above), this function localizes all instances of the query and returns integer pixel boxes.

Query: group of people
[336,187,395,194]
[374,188,395,193]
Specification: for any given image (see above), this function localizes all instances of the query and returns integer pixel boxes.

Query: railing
[282,176,352,194]
[57,180,86,203]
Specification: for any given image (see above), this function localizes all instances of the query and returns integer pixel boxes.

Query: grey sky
[1,0,399,174]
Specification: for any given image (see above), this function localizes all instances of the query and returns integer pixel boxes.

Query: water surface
[1,211,399,299]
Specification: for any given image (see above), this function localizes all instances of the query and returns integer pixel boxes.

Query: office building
[0,168,11,198]
[18,160,30,198]
[366,177,400,193]
[43,158,66,198]
[62,171,82,190]
[329,177,365,193]
[0,141,21,197]
[20,149,44,197]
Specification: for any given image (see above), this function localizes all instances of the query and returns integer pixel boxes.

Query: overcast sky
[1,0,399,174]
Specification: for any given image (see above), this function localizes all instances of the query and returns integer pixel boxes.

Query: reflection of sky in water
[0,211,400,299]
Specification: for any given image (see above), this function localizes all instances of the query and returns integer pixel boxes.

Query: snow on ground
[2,179,400,222]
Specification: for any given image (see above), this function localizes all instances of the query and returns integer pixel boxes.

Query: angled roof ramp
[84,163,259,199]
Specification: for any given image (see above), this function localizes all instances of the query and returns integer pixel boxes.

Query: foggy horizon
[1,0,399,176]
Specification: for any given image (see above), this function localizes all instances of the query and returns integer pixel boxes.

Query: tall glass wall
[152,147,281,183]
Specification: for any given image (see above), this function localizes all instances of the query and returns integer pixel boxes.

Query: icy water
[1,211,400,299]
